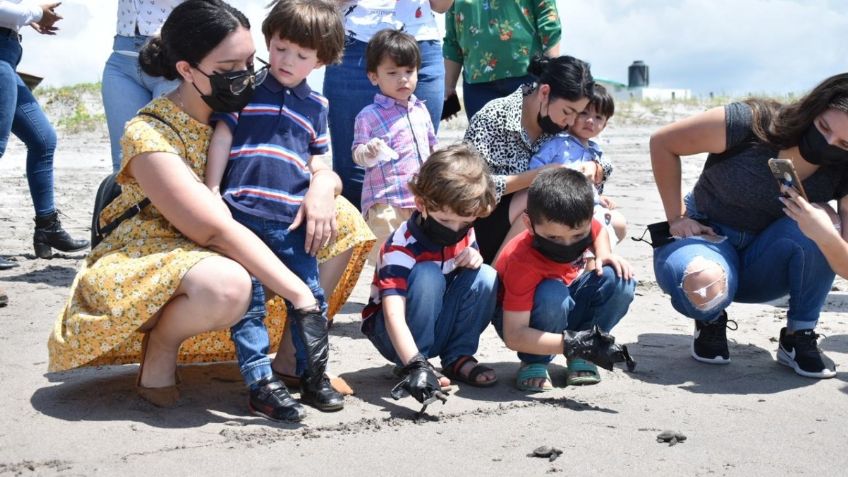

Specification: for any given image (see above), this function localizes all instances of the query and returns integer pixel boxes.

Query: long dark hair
[139,0,250,80]
[527,54,594,102]
[746,72,848,149]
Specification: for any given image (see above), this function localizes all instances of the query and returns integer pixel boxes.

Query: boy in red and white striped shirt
[361,144,500,403]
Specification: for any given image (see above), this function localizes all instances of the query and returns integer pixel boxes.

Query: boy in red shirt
[495,168,636,392]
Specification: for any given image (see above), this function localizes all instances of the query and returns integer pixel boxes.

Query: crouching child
[361,144,500,405]
[494,168,636,392]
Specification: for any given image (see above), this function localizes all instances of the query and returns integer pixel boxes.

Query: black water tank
[628,61,649,88]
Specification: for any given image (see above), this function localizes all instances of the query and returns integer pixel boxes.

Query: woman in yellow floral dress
[48,0,373,410]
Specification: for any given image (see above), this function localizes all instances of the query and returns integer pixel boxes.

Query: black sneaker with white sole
[691,311,735,364]
[777,327,836,379]
[248,376,306,422]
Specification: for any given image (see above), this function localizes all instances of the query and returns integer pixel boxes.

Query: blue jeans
[365,263,498,368]
[493,266,636,364]
[324,37,444,209]
[0,34,56,216]
[653,214,835,331]
[101,35,179,171]
[228,207,326,387]
[462,75,533,122]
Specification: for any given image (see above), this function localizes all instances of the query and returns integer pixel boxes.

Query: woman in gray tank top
[649,73,848,379]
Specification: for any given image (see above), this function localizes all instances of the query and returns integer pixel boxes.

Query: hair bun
[527,54,550,78]
[139,36,178,80]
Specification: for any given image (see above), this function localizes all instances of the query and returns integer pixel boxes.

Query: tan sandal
[136,333,180,407]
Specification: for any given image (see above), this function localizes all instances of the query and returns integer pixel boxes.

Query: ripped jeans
[653,197,835,330]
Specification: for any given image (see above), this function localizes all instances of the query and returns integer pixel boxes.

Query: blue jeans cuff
[241,358,273,389]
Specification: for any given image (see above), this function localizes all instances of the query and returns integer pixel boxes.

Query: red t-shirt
[495,220,601,312]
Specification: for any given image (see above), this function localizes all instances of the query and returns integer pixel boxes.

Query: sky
[14,0,848,96]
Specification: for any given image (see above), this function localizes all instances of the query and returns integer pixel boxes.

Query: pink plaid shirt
[353,93,437,213]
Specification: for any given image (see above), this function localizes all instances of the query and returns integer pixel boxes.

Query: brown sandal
[442,356,498,388]
[136,332,180,407]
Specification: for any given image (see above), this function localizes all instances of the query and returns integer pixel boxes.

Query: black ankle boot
[33,211,90,258]
[291,307,344,412]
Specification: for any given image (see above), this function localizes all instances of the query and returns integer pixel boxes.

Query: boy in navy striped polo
[361,144,500,404]
[204,0,345,422]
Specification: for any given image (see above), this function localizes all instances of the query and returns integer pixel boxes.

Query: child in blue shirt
[510,84,627,249]
[204,0,346,422]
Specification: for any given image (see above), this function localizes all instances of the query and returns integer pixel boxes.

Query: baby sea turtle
[527,445,564,462]
[656,430,687,446]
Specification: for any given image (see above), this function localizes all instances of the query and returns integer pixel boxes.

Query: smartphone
[768,158,808,200]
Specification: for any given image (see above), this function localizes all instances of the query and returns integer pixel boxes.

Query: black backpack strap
[96,111,185,243]
[99,197,151,237]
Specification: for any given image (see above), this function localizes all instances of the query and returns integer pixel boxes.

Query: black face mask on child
[418,213,471,247]
[531,229,592,264]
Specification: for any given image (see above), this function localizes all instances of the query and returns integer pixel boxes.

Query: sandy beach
[1,99,847,476]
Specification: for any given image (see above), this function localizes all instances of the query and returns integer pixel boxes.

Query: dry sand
[1,105,847,476]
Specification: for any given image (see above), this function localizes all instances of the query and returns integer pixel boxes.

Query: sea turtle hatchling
[527,445,564,462]
[656,430,687,446]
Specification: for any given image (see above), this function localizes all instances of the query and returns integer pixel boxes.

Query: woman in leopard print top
[463,55,595,263]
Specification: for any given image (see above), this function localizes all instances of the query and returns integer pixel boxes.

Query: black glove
[390,354,449,405]
[441,92,462,121]
[562,325,636,371]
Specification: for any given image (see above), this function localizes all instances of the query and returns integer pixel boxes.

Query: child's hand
[352,142,381,168]
[390,354,449,405]
[289,175,338,255]
[454,247,483,269]
[353,138,397,168]
[593,253,633,280]
[599,195,617,209]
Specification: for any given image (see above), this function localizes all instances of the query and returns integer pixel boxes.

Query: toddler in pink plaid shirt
[352,29,437,265]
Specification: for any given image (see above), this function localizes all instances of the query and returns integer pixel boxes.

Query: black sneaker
[248,376,306,422]
[691,311,735,364]
[777,328,836,379]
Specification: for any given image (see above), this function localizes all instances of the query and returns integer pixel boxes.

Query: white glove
[353,138,398,168]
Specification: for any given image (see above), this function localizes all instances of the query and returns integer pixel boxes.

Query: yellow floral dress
[48,98,375,372]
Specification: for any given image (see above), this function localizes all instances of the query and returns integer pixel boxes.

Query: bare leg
[610,210,628,244]
[271,320,297,375]
[139,256,251,388]
[320,247,354,298]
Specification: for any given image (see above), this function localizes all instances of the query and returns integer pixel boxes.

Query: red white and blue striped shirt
[215,75,329,223]
[361,211,479,322]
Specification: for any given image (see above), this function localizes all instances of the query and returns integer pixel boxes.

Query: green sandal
[516,362,553,392]
[566,358,601,386]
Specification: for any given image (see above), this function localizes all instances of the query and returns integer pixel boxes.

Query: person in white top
[1,1,90,279]
[324,0,452,210]
[101,0,183,171]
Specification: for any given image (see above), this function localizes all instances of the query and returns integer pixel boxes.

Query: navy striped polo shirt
[217,75,329,223]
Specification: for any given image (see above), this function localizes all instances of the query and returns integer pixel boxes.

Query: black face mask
[798,124,848,166]
[537,99,566,135]
[418,213,471,247]
[532,229,592,264]
[191,67,257,113]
